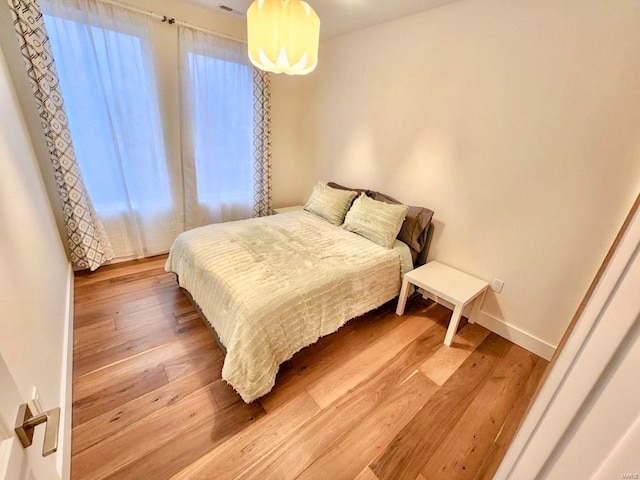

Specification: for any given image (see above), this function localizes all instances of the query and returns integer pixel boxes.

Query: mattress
[165,210,410,402]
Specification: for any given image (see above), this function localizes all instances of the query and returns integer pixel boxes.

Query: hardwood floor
[72,255,547,480]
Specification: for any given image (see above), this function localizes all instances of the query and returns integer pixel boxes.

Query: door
[0,25,69,480]
[0,354,51,480]
[0,353,31,480]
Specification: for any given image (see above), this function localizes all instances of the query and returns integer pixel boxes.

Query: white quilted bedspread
[165,210,402,402]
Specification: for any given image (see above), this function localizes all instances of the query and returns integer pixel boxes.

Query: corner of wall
[56,263,73,480]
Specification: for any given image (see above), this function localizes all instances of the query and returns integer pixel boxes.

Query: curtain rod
[97,0,247,44]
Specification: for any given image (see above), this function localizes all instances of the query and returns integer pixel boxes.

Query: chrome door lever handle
[14,403,60,457]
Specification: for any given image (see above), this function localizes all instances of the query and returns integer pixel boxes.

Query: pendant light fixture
[247,0,320,75]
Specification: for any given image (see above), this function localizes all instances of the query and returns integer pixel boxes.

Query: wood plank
[419,323,490,386]
[305,314,436,408]
[293,321,449,479]
[104,398,266,480]
[495,356,548,448]
[71,352,222,455]
[75,272,175,305]
[113,295,191,331]
[297,372,438,480]
[74,282,185,328]
[72,386,220,480]
[258,300,411,412]
[169,392,320,480]
[370,333,511,480]
[174,309,200,325]
[262,298,443,413]
[236,324,446,480]
[74,313,179,359]
[420,344,537,479]
[74,255,168,288]
[473,442,506,480]
[75,266,170,297]
[73,317,117,350]
[355,467,380,480]
[162,342,224,383]
[73,328,211,400]
[210,378,244,409]
[73,318,206,378]
[73,307,119,330]
[72,365,168,427]
[74,281,180,320]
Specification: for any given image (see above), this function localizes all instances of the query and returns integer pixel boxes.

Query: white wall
[271,74,318,207]
[0,1,69,253]
[496,196,640,479]
[302,0,640,350]
[0,43,71,478]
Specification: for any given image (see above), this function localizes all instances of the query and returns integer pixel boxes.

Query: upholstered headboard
[327,182,435,266]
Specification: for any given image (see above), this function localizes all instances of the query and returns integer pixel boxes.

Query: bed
[166,183,434,402]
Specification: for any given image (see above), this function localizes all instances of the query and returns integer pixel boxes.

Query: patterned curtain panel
[253,70,272,218]
[7,0,113,270]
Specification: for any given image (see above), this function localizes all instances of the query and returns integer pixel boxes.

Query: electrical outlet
[491,278,505,293]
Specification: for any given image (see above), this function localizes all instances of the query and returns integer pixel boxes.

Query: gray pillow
[304,182,357,225]
[371,191,434,257]
[327,181,371,199]
[342,194,409,248]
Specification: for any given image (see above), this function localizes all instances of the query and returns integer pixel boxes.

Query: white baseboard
[476,310,556,360]
[57,263,73,480]
[418,289,556,360]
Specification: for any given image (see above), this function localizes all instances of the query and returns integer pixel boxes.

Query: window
[43,10,172,216]
[39,0,271,259]
[180,28,259,227]
[42,0,179,258]
[188,53,254,205]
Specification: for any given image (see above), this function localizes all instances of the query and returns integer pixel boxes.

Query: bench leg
[469,288,487,325]
[444,303,464,346]
[396,279,411,315]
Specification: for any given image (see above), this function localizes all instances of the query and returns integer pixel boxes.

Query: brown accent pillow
[327,182,371,197]
[370,191,399,204]
[401,206,434,252]
[370,191,434,254]
[327,182,372,209]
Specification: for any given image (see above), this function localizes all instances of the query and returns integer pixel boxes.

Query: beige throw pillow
[342,194,409,248]
[304,182,357,225]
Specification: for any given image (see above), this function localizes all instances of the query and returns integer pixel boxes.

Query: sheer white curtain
[42,0,180,259]
[179,28,256,229]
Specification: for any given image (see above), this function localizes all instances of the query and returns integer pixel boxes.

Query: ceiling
[182,0,462,38]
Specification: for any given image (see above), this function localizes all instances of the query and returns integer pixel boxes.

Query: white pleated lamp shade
[247,0,320,75]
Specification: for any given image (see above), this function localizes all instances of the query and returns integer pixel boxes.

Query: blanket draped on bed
[165,210,402,402]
